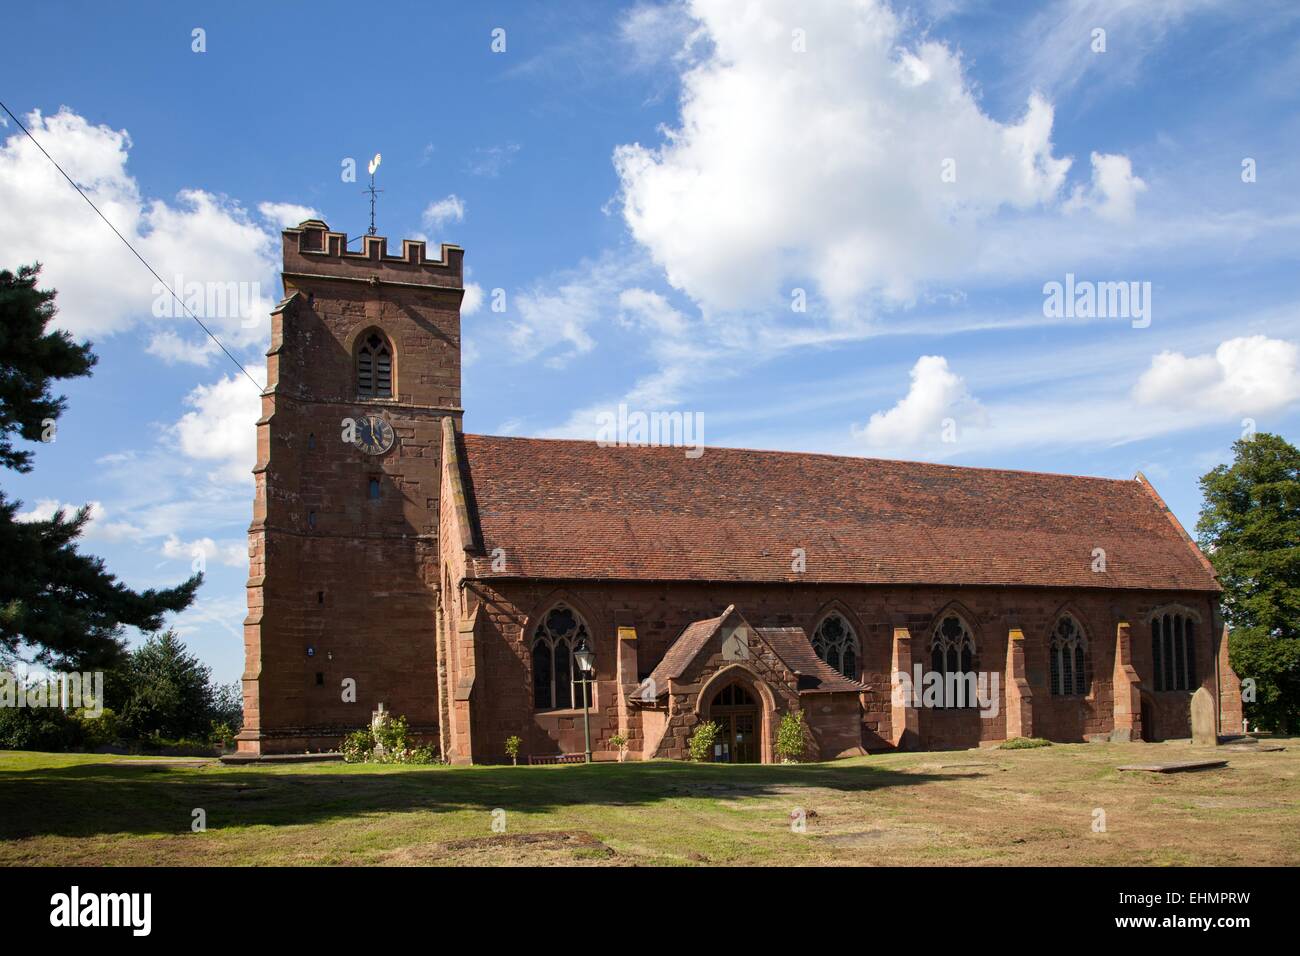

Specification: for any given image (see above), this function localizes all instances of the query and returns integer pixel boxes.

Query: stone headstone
[1190,686,1217,746]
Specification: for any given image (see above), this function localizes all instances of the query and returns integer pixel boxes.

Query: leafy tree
[0,264,200,669]
[1197,433,1300,732]
[210,680,244,731]
[119,631,216,740]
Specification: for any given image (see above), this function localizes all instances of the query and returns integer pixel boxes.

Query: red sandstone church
[236,220,1243,762]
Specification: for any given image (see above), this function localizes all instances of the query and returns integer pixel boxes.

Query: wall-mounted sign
[617,626,637,642]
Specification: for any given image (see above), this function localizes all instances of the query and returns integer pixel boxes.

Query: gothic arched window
[1049,615,1089,696]
[531,604,593,710]
[812,612,860,679]
[1151,611,1197,692]
[356,329,394,399]
[930,614,977,708]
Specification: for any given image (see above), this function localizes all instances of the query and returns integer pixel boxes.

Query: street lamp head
[574,645,595,674]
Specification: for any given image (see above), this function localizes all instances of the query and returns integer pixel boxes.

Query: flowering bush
[341,714,442,765]
[341,728,375,763]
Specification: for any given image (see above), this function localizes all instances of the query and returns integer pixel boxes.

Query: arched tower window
[930,613,976,709]
[1151,611,1196,692]
[1049,614,1089,696]
[531,604,592,710]
[811,611,860,679]
[356,329,394,399]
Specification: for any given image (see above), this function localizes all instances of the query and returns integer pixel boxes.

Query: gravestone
[1190,686,1217,746]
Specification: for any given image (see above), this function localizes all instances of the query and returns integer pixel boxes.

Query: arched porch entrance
[707,682,761,763]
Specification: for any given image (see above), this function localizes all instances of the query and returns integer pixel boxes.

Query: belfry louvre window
[812,612,860,679]
[356,331,393,398]
[930,614,977,708]
[1151,612,1196,692]
[1049,615,1089,696]
[531,604,593,710]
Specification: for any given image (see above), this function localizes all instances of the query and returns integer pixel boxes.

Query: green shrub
[999,736,1052,750]
[77,707,123,749]
[609,732,629,761]
[0,704,80,751]
[374,713,409,753]
[209,719,237,749]
[505,734,521,765]
[775,710,808,763]
[688,720,720,762]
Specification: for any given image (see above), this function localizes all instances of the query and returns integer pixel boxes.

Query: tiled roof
[458,434,1219,592]
[641,612,865,698]
[645,612,728,690]
[755,627,864,694]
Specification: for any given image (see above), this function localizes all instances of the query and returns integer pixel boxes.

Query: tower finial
[365,152,383,236]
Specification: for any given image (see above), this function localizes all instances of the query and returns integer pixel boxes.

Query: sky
[1,0,1298,686]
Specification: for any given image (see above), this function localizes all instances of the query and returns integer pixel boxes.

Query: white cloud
[422,194,465,230]
[257,201,319,229]
[1065,151,1147,222]
[536,285,718,440]
[14,498,141,541]
[466,143,520,178]
[461,281,484,316]
[507,253,650,366]
[1015,0,1234,99]
[173,374,263,483]
[853,355,987,446]
[612,0,1076,317]
[145,329,219,366]
[617,288,690,336]
[169,592,247,643]
[162,534,246,569]
[619,1,700,68]
[1135,335,1300,416]
[0,108,293,350]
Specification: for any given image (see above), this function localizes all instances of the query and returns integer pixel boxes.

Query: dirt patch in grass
[383,831,617,866]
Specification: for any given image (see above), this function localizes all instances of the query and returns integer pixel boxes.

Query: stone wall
[447,578,1222,761]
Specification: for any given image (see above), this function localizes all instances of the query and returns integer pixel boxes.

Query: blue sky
[2,0,1298,685]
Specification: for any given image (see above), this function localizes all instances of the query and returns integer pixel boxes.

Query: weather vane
[365,152,382,236]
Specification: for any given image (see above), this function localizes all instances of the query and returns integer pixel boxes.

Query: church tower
[237,221,464,754]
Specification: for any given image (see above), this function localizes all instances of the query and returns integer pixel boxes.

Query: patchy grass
[1000,737,1053,750]
[1,740,1297,866]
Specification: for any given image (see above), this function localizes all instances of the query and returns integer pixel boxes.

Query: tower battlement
[282,219,463,289]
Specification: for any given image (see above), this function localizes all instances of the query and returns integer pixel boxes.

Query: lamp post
[574,643,595,763]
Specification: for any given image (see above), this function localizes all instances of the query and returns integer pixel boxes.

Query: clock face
[355,415,395,456]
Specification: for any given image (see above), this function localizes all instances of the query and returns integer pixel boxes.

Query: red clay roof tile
[458,435,1219,592]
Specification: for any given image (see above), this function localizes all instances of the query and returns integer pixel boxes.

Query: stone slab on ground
[219,752,344,765]
[1117,759,1229,773]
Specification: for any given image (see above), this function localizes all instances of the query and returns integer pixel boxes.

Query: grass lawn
[1,740,1297,866]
